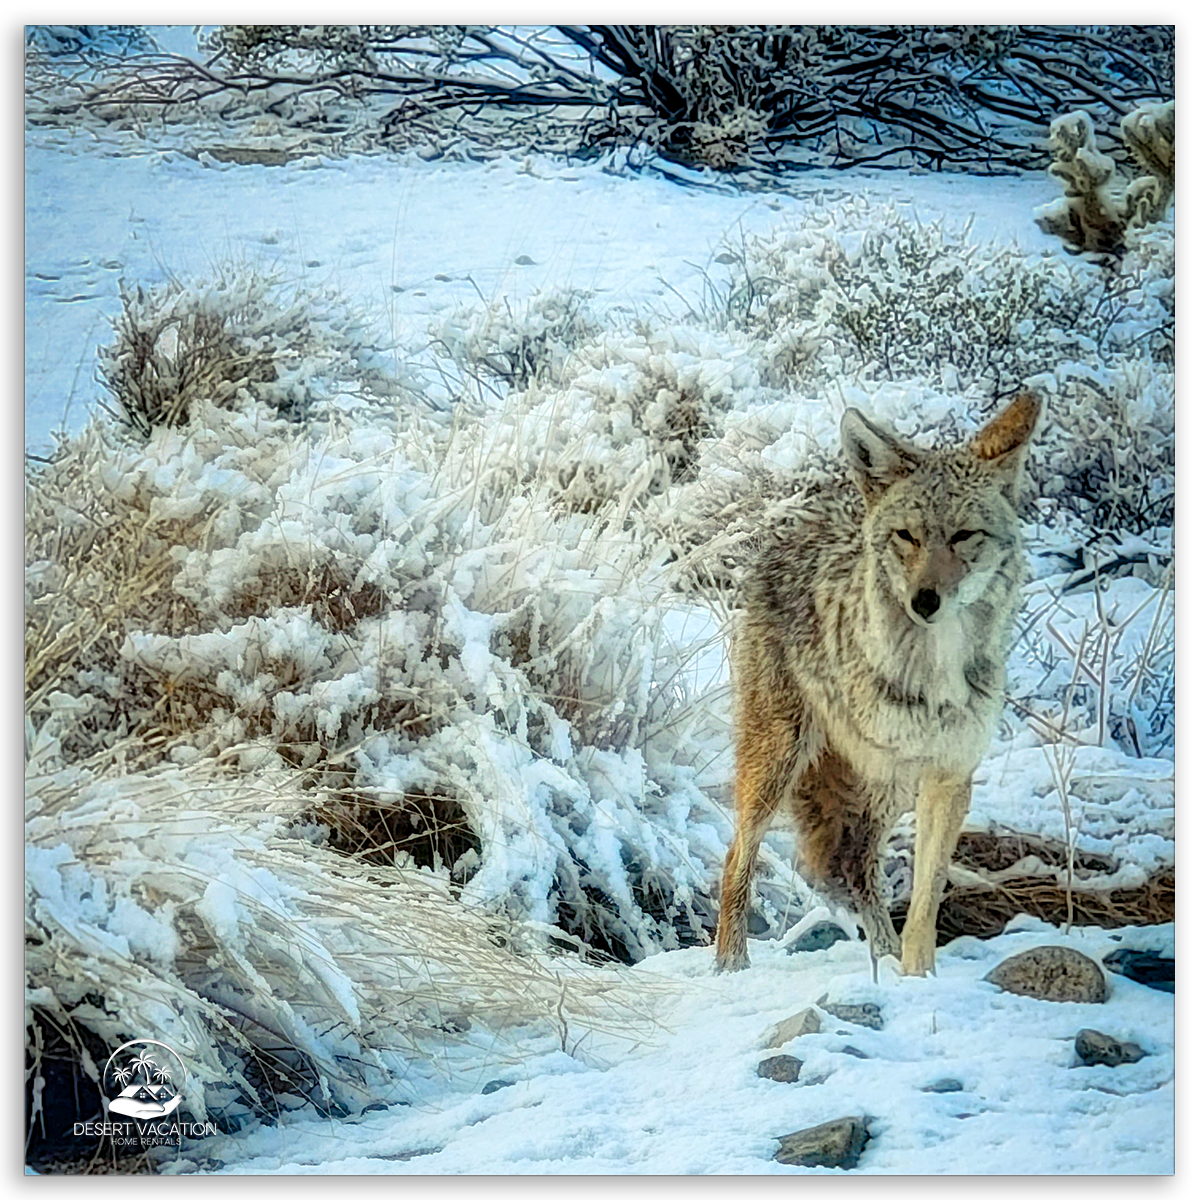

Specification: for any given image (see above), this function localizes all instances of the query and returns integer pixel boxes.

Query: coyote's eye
[893,529,917,545]
[949,529,982,546]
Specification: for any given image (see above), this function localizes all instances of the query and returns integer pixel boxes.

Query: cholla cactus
[1035,101,1174,262]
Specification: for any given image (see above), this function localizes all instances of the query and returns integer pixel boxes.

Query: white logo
[73,1038,216,1147]
[102,1040,186,1119]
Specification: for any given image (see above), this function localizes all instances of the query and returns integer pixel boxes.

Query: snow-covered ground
[25,127,1053,457]
[25,96,1173,1176]
[163,921,1175,1175]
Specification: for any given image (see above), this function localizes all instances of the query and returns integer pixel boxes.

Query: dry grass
[886,829,1173,944]
[25,751,666,1137]
[307,785,481,875]
[927,867,1174,944]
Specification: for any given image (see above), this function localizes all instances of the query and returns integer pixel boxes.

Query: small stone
[1075,1029,1149,1067]
[838,1045,869,1060]
[787,922,851,954]
[757,1054,803,1083]
[1102,949,1174,993]
[820,1002,884,1031]
[775,1117,869,1169]
[984,946,1107,1004]
[765,1007,822,1049]
[920,1078,964,1094]
[515,254,535,266]
[481,1079,515,1095]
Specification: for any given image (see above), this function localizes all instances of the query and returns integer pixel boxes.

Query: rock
[765,1007,822,1048]
[787,922,851,953]
[481,1079,516,1095]
[758,1055,803,1083]
[984,946,1107,1003]
[1075,1029,1149,1067]
[1102,949,1174,993]
[838,1046,869,1059]
[921,1078,964,1093]
[820,1002,884,1030]
[775,1117,869,1169]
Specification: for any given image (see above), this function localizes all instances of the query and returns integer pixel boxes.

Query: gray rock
[481,1079,515,1095]
[765,1007,822,1048]
[821,1002,884,1030]
[984,946,1107,1004]
[775,1117,869,1169]
[1102,949,1174,993]
[920,1078,964,1093]
[1075,1028,1149,1067]
[838,1045,870,1059]
[787,922,851,954]
[757,1054,803,1083]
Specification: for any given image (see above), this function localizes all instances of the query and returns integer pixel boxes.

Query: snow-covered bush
[430,289,599,393]
[26,740,655,1128]
[98,273,406,434]
[704,197,1174,536]
[714,198,1102,398]
[27,323,759,968]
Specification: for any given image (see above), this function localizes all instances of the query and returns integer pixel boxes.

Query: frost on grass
[25,189,1173,1131]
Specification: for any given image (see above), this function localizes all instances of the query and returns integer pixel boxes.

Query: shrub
[713,199,1101,399]
[97,273,406,435]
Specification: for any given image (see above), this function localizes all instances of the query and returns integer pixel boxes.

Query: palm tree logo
[130,1047,158,1081]
[103,1040,186,1118]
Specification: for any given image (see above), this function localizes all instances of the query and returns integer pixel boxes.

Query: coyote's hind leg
[792,752,901,968]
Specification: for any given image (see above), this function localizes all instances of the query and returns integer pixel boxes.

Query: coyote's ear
[841,408,922,504]
[970,392,1041,501]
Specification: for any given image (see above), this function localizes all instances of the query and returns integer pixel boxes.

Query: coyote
[716,393,1040,977]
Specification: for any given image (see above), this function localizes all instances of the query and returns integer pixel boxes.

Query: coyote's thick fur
[716,394,1040,976]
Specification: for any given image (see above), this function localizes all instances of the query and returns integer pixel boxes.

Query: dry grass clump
[927,868,1174,945]
[306,784,481,876]
[886,829,1173,944]
[226,562,389,632]
[25,748,663,1145]
[97,272,405,436]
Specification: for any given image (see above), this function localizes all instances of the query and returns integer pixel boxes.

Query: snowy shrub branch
[26,25,1173,174]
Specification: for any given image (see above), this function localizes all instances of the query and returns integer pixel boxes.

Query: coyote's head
[841,394,1040,628]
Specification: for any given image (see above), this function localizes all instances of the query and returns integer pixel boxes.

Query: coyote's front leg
[716,716,801,972]
[901,771,972,976]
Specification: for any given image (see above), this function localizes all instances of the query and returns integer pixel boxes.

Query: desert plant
[1034,101,1174,263]
[25,746,658,1138]
[97,272,405,435]
[713,199,1100,399]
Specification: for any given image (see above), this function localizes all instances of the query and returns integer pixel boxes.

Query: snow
[165,924,1174,1176]
[25,128,1053,457]
[24,70,1173,1176]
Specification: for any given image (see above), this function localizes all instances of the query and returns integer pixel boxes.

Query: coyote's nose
[912,588,941,620]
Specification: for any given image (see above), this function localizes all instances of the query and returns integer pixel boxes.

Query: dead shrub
[308,786,481,876]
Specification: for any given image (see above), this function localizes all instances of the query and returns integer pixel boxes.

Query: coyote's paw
[714,949,751,974]
[900,942,936,977]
